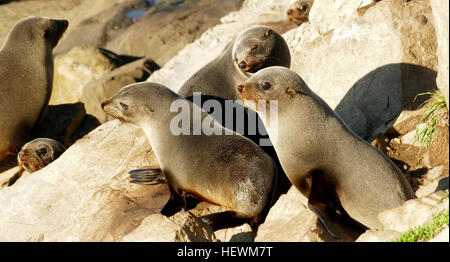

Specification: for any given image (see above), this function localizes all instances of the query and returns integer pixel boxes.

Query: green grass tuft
[392,209,449,242]
[414,90,448,151]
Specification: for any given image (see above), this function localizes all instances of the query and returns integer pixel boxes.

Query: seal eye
[120,102,129,111]
[251,45,258,52]
[38,148,47,156]
[298,5,308,12]
[261,81,272,90]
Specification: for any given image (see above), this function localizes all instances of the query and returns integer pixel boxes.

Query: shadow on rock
[335,63,437,142]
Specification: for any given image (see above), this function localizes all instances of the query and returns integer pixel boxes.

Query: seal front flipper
[129,168,167,185]
[307,202,341,239]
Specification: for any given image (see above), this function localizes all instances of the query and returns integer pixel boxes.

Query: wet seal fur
[0,16,68,162]
[102,82,278,230]
[237,67,416,238]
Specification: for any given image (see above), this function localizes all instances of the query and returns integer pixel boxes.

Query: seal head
[17,138,66,173]
[286,0,314,26]
[232,26,291,75]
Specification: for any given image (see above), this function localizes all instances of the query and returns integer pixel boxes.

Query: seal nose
[239,62,247,70]
[287,9,293,15]
[237,84,245,93]
[18,151,25,159]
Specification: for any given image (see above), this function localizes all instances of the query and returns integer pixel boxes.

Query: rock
[54,0,147,54]
[378,190,449,233]
[215,223,254,242]
[424,166,447,181]
[308,0,376,35]
[0,166,21,188]
[50,46,115,105]
[428,226,449,242]
[121,212,217,242]
[400,123,426,147]
[105,0,245,66]
[430,0,449,108]
[355,230,401,242]
[147,0,293,91]
[416,177,449,198]
[255,187,317,242]
[289,0,438,141]
[81,58,160,123]
[0,0,132,48]
[428,110,449,167]
[386,107,427,137]
[0,120,170,241]
[33,103,100,147]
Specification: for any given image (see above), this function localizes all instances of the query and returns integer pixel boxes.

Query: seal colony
[0,16,68,162]
[237,67,416,237]
[102,82,278,230]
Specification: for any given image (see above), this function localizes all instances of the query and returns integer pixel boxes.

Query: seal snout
[287,9,293,15]
[237,84,245,94]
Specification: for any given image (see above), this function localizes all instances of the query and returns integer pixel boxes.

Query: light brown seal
[102,82,278,230]
[17,138,66,173]
[178,26,291,101]
[237,66,416,237]
[0,16,68,162]
[286,0,314,26]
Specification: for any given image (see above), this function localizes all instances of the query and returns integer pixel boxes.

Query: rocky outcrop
[0,120,170,241]
[430,0,449,108]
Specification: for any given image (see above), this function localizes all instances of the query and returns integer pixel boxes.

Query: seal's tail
[128,168,167,185]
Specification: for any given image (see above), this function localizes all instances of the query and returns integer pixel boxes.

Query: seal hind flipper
[200,211,252,231]
[129,168,167,185]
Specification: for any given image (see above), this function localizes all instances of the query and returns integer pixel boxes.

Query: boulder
[0,120,170,241]
[377,190,449,233]
[428,226,449,242]
[50,46,115,105]
[121,212,217,242]
[430,0,449,108]
[355,230,401,242]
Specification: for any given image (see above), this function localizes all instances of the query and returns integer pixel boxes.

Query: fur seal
[286,0,314,26]
[178,26,291,101]
[0,16,68,162]
[17,138,66,173]
[237,67,415,237]
[102,82,277,230]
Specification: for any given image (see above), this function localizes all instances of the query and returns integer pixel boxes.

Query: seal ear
[286,87,297,98]
[264,29,271,37]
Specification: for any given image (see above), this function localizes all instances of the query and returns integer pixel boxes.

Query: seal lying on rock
[102,82,278,230]
[0,16,68,162]
[17,138,66,173]
[237,67,416,237]
[286,0,314,26]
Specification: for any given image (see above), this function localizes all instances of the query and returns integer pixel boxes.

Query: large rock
[106,0,245,67]
[121,212,217,242]
[0,120,170,241]
[377,190,448,233]
[430,0,449,108]
[50,46,115,105]
[287,0,438,141]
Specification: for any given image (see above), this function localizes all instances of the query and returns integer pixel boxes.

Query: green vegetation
[439,193,449,204]
[415,90,448,151]
[392,209,449,242]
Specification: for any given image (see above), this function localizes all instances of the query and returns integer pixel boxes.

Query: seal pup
[178,26,292,200]
[17,138,66,173]
[102,82,277,230]
[237,67,415,237]
[286,0,314,26]
[0,16,68,162]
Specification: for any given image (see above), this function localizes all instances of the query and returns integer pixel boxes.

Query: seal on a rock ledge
[177,26,291,101]
[0,16,68,162]
[17,138,66,173]
[286,0,314,26]
[237,67,416,237]
[102,82,278,231]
